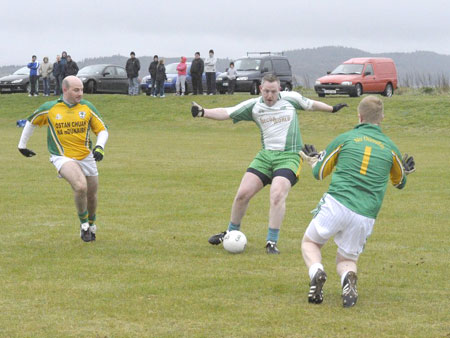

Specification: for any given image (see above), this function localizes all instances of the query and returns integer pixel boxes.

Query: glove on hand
[332,103,348,113]
[18,148,36,157]
[402,153,415,175]
[191,101,205,117]
[93,145,104,162]
[299,144,321,168]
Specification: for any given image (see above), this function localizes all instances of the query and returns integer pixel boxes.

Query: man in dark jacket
[53,55,63,95]
[65,55,79,76]
[148,55,158,96]
[190,52,204,95]
[126,51,141,95]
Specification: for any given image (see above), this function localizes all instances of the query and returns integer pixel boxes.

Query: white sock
[309,263,324,281]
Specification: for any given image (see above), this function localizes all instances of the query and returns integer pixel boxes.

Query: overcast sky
[1,0,448,66]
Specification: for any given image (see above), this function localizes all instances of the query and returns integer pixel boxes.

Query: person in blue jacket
[27,55,40,96]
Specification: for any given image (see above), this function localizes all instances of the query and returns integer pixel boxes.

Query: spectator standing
[204,49,217,95]
[190,52,204,95]
[125,51,141,96]
[155,59,167,98]
[65,55,79,76]
[148,55,159,96]
[53,55,63,95]
[60,51,68,78]
[27,55,40,96]
[176,56,187,95]
[39,57,53,96]
[226,62,237,95]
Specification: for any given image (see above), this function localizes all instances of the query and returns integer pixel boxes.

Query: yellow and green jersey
[312,123,407,219]
[27,98,107,160]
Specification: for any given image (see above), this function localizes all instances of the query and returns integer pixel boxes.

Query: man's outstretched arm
[191,102,230,120]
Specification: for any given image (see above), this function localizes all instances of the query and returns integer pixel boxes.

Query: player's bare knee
[234,189,253,204]
[270,190,287,208]
[72,178,88,195]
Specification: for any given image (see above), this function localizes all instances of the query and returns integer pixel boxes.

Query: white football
[223,231,247,254]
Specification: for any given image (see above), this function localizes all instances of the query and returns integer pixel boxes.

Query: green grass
[1,91,449,337]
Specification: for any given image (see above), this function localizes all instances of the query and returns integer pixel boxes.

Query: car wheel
[350,83,363,97]
[86,80,96,94]
[318,93,325,98]
[382,83,394,97]
[250,82,260,95]
[284,83,292,91]
[25,83,31,93]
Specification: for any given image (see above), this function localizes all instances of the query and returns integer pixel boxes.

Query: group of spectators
[27,49,236,97]
[27,51,79,97]
[125,49,237,97]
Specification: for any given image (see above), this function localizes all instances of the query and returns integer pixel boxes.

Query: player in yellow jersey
[18,76,109,242]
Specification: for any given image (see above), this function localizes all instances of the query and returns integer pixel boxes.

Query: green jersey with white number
[226,91,313,152]
[312,123,407,219]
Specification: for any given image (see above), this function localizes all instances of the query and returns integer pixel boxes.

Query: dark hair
[130,51,135,56]
[195,52,200,56]
[209,49,214,54]
[154,55,158,59]
[32,55,36,58]
[261,73,280,84]
[230,62,234,66]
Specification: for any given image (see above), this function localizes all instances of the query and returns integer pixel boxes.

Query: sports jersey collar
[58,96,79,108]
[355,123,382,131]
[259,94,282,106]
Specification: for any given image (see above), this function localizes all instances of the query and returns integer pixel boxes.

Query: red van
[314,57,398,97]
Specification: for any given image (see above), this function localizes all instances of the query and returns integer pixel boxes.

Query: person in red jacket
[176,56,187,95]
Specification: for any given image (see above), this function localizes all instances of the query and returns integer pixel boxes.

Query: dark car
[216,54,293,95]
[140,62,212,95]
[77,64,129,94]
[0,66,56,94]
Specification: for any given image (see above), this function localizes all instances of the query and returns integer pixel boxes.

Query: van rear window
[273,59,291,73]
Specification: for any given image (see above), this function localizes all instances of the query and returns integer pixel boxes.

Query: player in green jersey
[191,74,348,253]
[299,95,415,307]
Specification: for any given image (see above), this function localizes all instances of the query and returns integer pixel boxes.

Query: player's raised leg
[336,254,358,307]
[59,161,92,242]
[208,172,264,245]
[265,176,291,254]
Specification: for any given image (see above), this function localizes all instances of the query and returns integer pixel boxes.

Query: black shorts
[247,167,298,187]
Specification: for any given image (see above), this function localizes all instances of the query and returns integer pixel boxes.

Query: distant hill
[2,47,449,88]
[284,46,450,87]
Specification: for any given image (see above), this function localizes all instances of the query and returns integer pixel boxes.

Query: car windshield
[77,65,106,75]
[234,59,261,71]
[331,64,364,75]
[13,67,29,75]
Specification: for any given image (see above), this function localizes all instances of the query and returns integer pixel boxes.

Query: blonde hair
[358,96,384,124]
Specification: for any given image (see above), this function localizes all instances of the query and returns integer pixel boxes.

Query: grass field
[0,90,449,337]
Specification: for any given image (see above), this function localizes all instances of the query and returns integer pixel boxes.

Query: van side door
[261,59,273,75]
[362,63,377,92]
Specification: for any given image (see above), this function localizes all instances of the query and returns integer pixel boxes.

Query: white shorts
[50,153,98,177]
[305,193,375,260]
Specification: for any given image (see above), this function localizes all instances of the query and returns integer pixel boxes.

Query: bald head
[62,76,84,105]
[62,75,82,90]
[358,96,384,125]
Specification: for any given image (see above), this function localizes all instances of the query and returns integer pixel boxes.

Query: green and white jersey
[226,91,313,152]
[312,123,407,219]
